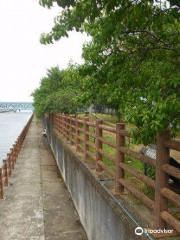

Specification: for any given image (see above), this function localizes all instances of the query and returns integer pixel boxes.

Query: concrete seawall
[45,117,153,240]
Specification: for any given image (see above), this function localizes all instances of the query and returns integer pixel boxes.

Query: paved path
[0,117,87,240]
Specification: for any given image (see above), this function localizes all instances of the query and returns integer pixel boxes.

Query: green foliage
[32,65,85,118]
[37,0,180,144]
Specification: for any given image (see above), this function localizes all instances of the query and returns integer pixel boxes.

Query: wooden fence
[48,113,180,235]
[0,114,33,199]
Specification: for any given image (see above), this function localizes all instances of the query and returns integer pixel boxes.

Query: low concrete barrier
[45,118,152,240]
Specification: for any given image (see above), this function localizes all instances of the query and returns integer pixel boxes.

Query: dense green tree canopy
[32,65,85,118]
[35,0,180,144]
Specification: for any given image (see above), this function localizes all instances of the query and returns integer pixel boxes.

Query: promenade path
[0,117,87,240]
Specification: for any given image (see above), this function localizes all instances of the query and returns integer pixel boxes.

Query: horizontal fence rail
[0,114,33,199]
[48,113,180,235]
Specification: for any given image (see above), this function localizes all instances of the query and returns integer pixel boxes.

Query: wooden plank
[161,211,180,234]
[98,124,116,133]
[119,178,155,210]
[164,139,180,152]
[161,187,180,207]
[86,141,96,150]
[119,146,155,167]
[162,164,180,180]
[98,161,115,177]
[86,151,96,161]
[78,127,84,133]
[98,137,116,148]
[78,136,84,142]
[86,131,96,139]
[77,119,84,123]
[86,121,96,127]
[119,162,155,189]
[119,129,131,138]
[77,144,84,152]
[71,118,76,122]
[98,148,116,163]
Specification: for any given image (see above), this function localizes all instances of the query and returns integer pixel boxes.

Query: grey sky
[0,0,88,102]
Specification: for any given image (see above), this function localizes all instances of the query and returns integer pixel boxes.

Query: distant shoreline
[0,111,33,114]
[0,111,13,113]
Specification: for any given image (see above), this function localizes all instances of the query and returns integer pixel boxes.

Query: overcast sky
[0,0,88,102]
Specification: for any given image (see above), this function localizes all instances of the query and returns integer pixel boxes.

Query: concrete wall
[45,118,152,240]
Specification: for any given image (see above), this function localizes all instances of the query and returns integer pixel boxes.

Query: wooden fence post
[0,168,3,199]
[7,154,11,177]
[53,114,55,128]
[95,119,102,172]
[51,113,53,128]
[65,115,67,140]
[61,115,63,135]
[62,114,65,138]
[67,116,70,142]
[60,115,62,135]
[76,116,80,151]
[115,123,125,194]
[13,144,17,163]
[69,116,74,145]
[3,160,8,187]
[58,114,60,134]
[84,117,89,160]
[10,148,15,169]
[56,114,58,131]
[65,115,67,139]
[154,131,170,229]
[58,114,60,133]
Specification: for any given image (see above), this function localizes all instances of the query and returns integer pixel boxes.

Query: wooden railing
[0,114,33,199]
[48,113,180,234]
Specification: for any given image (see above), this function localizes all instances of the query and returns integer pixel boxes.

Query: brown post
[0,168,3,199]
[67,116,70,141]
[95,119,102,171]
[76,116,80,151]
[84,117,89,160]
[72,116,76,145]
[154,131,170,229]
[13,144,17,163]
[60,115,62,134]
[69,116,72,145]
[55,114,57,130]
[17,139,20,154]
[10,148,15,169]
[54,114,56,129]
[62,115,65,137]
[3,160,8,187]
[53,114,55,128]
[51,113,54,127]
[64,115,66,139]
[115,123,125,194]
[65,115,68,140]
[61,114,63,135]
[57,114,59,133]
[63,114,66,138]
[7,154,11,177]
[59,115,61,134]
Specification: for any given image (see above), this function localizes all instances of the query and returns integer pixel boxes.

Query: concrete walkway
[0,117,87,240]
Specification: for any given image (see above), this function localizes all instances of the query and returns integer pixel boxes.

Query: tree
[32,65,85,118]
[37,0,180,144]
